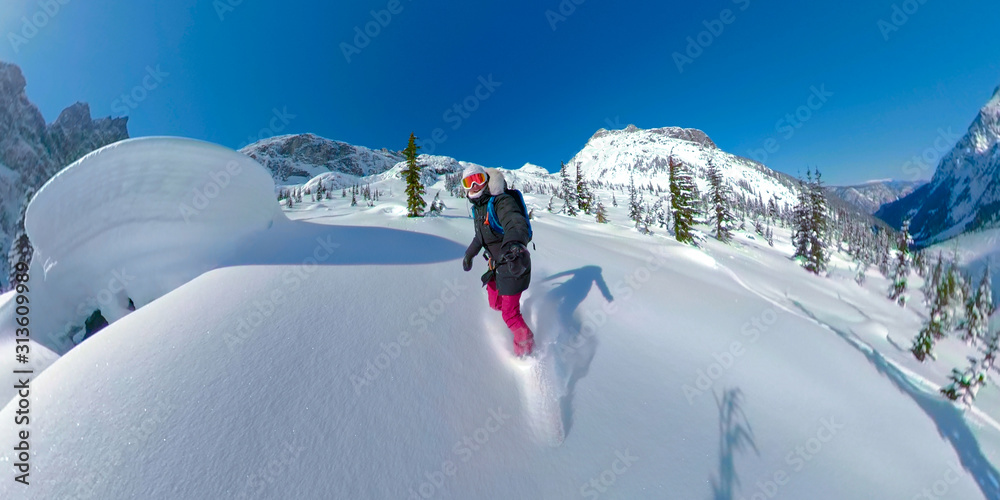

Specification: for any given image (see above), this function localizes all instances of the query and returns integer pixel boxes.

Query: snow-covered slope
[23,137,283,353]
[240,133,404,184]
[0,146,997,498]
[878,85,1000,245]
[829,179,925,214]
[569,125,801,209]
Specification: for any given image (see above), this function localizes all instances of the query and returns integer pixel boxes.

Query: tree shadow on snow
[791,301,1000,500]
[220,218,465,267]
[535,266,614,436]
[709,387,759,500]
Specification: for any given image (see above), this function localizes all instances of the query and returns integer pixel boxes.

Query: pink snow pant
[486,281,534,349]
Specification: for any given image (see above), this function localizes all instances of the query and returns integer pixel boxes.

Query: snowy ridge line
[716,260,1000,435]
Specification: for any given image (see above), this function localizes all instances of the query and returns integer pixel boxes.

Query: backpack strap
[486,195,506,235]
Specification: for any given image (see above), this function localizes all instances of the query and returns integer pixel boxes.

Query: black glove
[500,242,527,263]
[499,242,530,278]
[463,244,480,272]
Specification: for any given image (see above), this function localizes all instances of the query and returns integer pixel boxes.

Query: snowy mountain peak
[569,123,798,212]
[241,133,404,184]
[588,124,716,149]
[878,83,1000,245]
[516,163,550,176]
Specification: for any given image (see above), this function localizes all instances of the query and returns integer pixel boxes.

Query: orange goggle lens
[462,173,487,189]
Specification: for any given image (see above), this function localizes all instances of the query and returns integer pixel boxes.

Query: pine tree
[982,326,999,378]
[941,326,999,405]
[640,202,656,235]
[547,196,555,213]
[888,220,913,307]
[559,162,577,215]
[669,157,697,244]
[653,198,667,229]
[806,169,829,274]
[612,192,618,207]
[913,273,954,361]
[854,261,868,286]
[575,162,592,214]
[6,189,34,289]
[706,161,734,243]
[595,198,609,224]
[792,178,812,264]
[911,312,942,362]
[628,171,642,226]
[923,256,944,308]
[351,192,357,206]
[913,251,927,278]
[962,267,994,344]
[940,355,986,405]
[402,133,426,217]
[940,261,965,333]
[428,192,444,216]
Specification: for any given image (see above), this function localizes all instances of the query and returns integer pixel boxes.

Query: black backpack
[487,188,533,242]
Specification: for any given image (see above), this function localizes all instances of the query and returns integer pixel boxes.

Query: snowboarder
[461,165,535,357]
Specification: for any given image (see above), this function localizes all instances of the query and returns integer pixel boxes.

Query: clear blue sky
[2,0,999,185]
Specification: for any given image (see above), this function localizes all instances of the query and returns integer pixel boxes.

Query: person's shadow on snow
[710,388,759,500]
[536,265,614,435]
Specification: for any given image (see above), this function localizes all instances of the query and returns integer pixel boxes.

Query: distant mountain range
[2,62,935,290]
[828,180,925,214]
[878,86,1000,246]
[238,124,892,235]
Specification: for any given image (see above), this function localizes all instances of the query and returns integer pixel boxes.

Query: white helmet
[461,164,489,199]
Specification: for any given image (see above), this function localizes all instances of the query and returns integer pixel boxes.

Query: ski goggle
[462,173,487,189]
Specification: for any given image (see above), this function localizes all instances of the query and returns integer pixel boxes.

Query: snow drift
[24,137,283,353]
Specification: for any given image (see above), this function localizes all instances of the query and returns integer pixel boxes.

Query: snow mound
[24,137,283,353]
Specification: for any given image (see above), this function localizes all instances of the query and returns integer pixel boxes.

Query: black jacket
[466,191,531,295]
